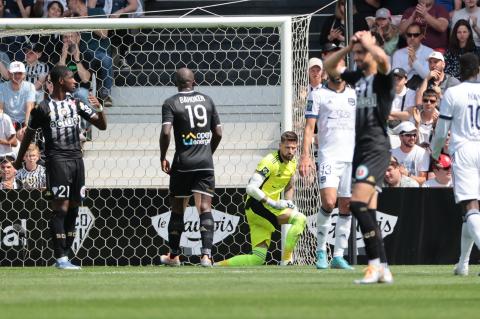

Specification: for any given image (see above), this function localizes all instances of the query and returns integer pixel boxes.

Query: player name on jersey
[179,95,206,104]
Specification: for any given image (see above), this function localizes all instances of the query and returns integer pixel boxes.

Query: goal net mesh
[0,15,318,266]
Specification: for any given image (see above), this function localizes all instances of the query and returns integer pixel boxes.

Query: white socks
[317,207,331,251]
[333,214,352,257]
[466,209,480,249]
[459,222,474,267]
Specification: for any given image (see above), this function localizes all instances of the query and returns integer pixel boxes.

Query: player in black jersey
[324,31,395,284]
[14,66,107,270]
[159,68,222,267]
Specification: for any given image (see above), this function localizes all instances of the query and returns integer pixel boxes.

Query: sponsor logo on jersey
[306,99,313,112]
[71,207,95,255]
[50,115,80,129]
[151,207,240,255]
[306,208,398,249]
[182,131,212,146]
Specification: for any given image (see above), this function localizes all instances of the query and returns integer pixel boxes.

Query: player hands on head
[215,131,306,266]
[13,65,107,270]
[159,67,222,267]
[324,30,395,284]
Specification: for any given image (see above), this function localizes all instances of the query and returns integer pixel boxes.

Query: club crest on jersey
[259,167,270,177]
[355,165,369,180]
[348,98,356,106]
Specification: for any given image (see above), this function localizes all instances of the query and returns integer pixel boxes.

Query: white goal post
[0,15,318,266]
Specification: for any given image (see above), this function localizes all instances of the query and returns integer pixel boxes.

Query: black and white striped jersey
[25,62,49,85]
[28,93,95,160]
[341,70,395,146]
[16,165,46,189]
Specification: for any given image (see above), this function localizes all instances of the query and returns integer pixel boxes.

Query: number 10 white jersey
[439,82,480,155]
[305,85,356,164]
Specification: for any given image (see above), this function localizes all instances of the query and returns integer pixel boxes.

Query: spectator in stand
[415,51,460,103]
[0,2,12,77]
[3,0,33,18]
[445,19,480,79]
[388,68,416,148]
[319,0,345,46]
[383,156,420,187]
[36,1,66,68]
[411,88,439,147]
[392,22,433,89]
[352,0,378,32]
[381,0,419,15]
[391,121,430,185]
[16,143,46,189]
[0,109,17,158]
[423,153,453,187]
[370,8,400,56]
[32,0,66,17]
[399,0,450,52]
[0,155,22,189]
[307,57,323,94]
[0,61,36,139]
[66,0,113,107]
[436,0,462,15]
[24,43,49,104]
[451,0,480,47]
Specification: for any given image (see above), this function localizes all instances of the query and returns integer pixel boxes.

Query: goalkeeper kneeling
[215,131,306,266]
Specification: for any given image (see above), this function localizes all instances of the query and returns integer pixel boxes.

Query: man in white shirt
[392,22,433,85]
[431,52,480,276]
[0,61,36,139]
[0,110,17,158]
[451,0,480,46]
[391,121,430,185]
[388,67,417,148]
[300,58,356,270]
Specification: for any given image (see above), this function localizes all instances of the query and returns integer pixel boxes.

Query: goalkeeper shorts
[245,197,285,248]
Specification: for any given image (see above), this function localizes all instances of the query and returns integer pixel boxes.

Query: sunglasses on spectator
[400,133,417,138]
[423,98,437,104]
[406,33,421,38]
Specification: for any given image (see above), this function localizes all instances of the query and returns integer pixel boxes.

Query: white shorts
[317,160,352,197]
[452,145,480,203]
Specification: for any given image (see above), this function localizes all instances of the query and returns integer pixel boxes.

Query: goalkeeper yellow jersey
[248,150,297,202]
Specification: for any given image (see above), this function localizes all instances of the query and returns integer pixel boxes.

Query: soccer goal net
[0,15,318,266]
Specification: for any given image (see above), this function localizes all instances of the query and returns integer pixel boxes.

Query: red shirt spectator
[400,0,450,52]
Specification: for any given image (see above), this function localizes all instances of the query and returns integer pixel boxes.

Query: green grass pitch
[0,265,478,319]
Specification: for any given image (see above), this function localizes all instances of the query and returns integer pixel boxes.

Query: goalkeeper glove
[265,198,296,210]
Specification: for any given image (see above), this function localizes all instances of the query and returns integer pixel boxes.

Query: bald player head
[175,67,195,91]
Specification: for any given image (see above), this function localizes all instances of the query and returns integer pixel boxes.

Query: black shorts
[45,158,85,202]
[169,170,215,197]
[352,146,390,189]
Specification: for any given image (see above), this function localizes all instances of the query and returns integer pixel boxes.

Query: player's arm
[357,31,390,74]
[79,96,107,130]
[210,124,222,154]
[324,44,351,79]
[431,92,454,160]
[160,101,174,174]
[246,171,294,210]
[300,117,316,177]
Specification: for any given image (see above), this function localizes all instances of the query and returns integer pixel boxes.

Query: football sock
[216,247,267,266]
[333,213,351,257]
[459,222,474,267]
[465,209,480,249]
[369,208,388,264]
[50,209,67,259]
[167,211,184,258]
[283,212,306,262]
[316,207,331,252]
[65,206,79,251]
[350,202,380,260]
[200,212,214,258]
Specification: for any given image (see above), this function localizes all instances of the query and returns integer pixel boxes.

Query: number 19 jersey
[162,90,221,172]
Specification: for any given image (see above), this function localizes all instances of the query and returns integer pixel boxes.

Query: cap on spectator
[375,8,391,19]
[308,57,323,70]
[8,61,26,73]
[427,51,444,62]
[392,67,407,78]
[321,42,344,54]
[389,156,400,167]
[393,121,417,135]
[23,43,44,53]
[432,154,451,170]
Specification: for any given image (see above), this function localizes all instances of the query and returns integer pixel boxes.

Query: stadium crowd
[0,0,144,188]
[310,0,480,188]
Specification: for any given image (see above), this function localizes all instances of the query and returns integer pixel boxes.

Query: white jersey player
[300,60,356,270]
[431,53,480,277]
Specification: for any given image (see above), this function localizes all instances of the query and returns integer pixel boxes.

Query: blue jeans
[83,49,113,99]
